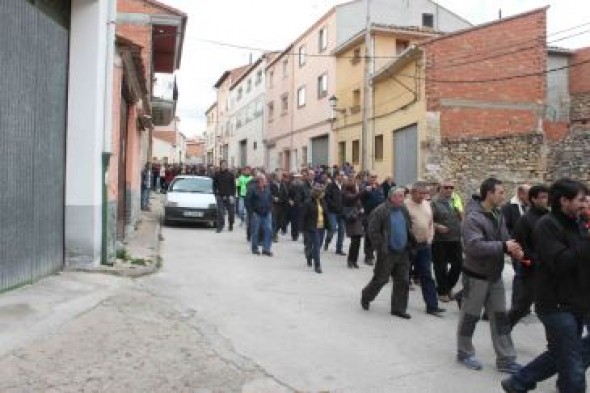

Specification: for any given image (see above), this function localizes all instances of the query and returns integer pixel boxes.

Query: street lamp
[329,95,346,122]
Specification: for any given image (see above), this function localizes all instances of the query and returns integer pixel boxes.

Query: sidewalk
[0,193,164,358]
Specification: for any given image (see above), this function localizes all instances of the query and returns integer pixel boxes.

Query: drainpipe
[102,0,116,264]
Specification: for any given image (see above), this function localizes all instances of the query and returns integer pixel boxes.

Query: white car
[163,175,217,227]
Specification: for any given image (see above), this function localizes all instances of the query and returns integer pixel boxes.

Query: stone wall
[546,126,590,184]
[425,133,546,199]
[571,92,590,123]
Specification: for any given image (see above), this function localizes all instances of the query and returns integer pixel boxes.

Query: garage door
[393,124,418,186]
[311,135,329,166]
[0,0,69,291]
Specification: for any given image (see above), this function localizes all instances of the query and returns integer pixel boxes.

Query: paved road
[143,223,557,393]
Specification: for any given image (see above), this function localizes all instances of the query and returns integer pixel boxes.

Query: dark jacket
[501,197,527,236]
[212,169,236,197]
[512,205,548,277]
[324,182,344,214]
[360,184,385,217]
[302,198,331,232]
[461,196,510,282]
[533,211,590,316]
[431,197,462,242]
[245,185,273,216]
[269,182,280,205]
[342,188,363,237]
[278,181,290,206]
[367,200,414,257]
[288,179,305,206]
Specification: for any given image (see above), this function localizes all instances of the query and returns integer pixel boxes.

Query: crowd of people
[152,159,589,392]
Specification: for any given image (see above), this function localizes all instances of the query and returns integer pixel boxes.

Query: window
[268,70,274,88]
[351,47,361,65]
[278,152,283,169]
[318,27,328,52]
[283,59,289,77]
[256,70,263,85]
[298,45,306,67]
[302,146,308,166]
[422,13,434,28]
[396,39,410,55]
[297,86,306,108]
[237,87,243,101]
[317,74,328,99]
[351,89,361,113]
[246,79,252,92]
[253,141,257,150]
[374,135,383,161]
[281,93,289,114]
[352,140,360,164]
[267,102,274,121]
[338,142,346,166]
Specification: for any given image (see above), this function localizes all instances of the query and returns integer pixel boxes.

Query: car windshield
[169,178,213,193]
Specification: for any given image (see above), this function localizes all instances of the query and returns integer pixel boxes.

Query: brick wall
[425,8,547,139]
[570,48,590,122]
[546,125,590,184]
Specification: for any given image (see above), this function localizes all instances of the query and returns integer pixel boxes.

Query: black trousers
[290,206,301,240]
[348,236,362,263]
[432,240,463,296]
[274,204,288,235]
[361,249,410,313]
[362,218,374,259]
[508,274,535,328]
[216,196,235,230]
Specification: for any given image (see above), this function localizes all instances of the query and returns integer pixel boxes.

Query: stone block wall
[546,126,590,184]
[426,133,546,199]
[571,92,590,123]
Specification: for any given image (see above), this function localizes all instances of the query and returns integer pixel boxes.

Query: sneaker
[335,250,347,256]
[391,311,411,319]
[364,257,374,266]
[501,378,527,393]
[497,362,523,374]
[457,354,483,371]
[427,307,446,317]
[252,250,261,255]
[262,250,273,257]
[229,224,233,231]
[439,294,452,303]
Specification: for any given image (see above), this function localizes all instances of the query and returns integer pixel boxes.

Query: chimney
[249,53,253,65]
[498,9,502,19]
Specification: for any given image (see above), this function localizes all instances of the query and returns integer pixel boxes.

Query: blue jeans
[510,312,590,392]
[141,188,150,210]
[238,197,246,223]
[413,245,439,310]
[251,212,272,252]
[309,228,326,267]
[326,213,345,252]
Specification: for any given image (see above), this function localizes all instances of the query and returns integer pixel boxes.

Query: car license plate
[184,211,203,218]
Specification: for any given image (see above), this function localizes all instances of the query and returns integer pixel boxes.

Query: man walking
[502,178,590,393]
[457,177,523,373]
[361,187,415,319]
[212,160,236,233]
[324,171,346,255]
[502,184,531,312]
[405,182,445,316]
[360,172,385,265]
[431,180,463,303]
[507,184,549,329]
[246,174,273,256]
[237,166,252,227]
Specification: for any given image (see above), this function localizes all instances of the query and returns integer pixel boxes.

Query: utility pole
[361,0,372,172]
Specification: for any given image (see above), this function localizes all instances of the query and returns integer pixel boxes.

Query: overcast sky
[156,0,590,137]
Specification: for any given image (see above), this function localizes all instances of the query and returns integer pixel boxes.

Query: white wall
[152,137,175,163]
[227,61,266,167]
[65,0,114,267]
[336,0,472,48]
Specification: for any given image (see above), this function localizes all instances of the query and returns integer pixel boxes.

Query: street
[0,223,559,392]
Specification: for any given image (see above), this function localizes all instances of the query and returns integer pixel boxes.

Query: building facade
[227,56,269,168]
[204,103,217,165]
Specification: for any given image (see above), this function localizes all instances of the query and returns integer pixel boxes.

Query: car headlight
[165,201,178,207]
[208,204,217,209]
